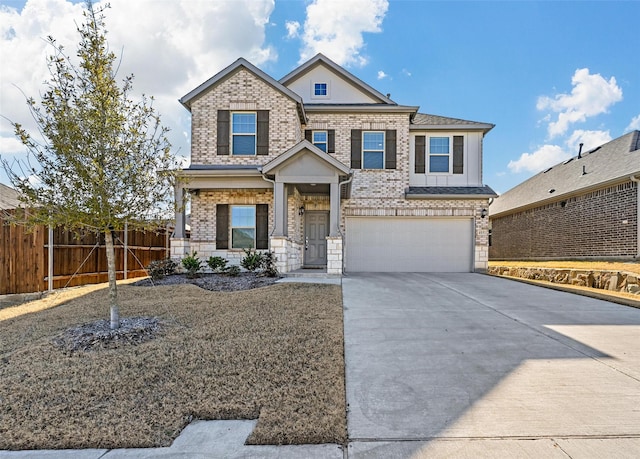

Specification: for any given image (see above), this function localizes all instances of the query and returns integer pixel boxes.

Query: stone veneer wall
[488,265,640,296]
[490,181,638,260]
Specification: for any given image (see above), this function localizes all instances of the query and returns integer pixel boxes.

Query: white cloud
[377,70,388,80]
[401,68,412,77]
[508,145,570,174]
[626,114,640,132]
[285,20,300,38]
[536,68,622,138]
[298,0,389,66]
[565,129,612,154]
[0,0,276,182]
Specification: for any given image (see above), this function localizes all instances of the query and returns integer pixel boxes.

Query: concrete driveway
[342,273,640,458]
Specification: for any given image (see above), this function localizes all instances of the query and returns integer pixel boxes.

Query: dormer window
[314,82,327,96]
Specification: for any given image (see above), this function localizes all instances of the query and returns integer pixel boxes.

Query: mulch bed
[132,272,280,291]
[0,277,346,450]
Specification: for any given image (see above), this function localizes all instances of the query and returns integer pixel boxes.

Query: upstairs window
[231,112,256,155]
[314,82,328,96]
[429,137,450,173]
[312,131,327,152]
[362,131,385,169]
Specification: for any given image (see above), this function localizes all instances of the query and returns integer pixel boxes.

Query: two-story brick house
[172,54,496,274]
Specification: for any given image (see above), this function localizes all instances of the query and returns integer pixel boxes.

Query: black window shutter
[216,204,229,249]
[415,135,426,173]
[385,129,397,169]
[328,129,335,153]
[257,110,269,155]
[350,129,362,169]
[217,110,230,155]
[256,204,269,249]
[453,136,464,174]
[304,129,312,142]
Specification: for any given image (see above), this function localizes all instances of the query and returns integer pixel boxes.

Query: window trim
[231,111,257,156]
[428,136,451,174]
[230,205,256,249]
[362,131,386,170]
[312,130,328,152]
[311,81,330,99]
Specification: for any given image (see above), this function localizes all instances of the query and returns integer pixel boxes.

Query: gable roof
[179,58,306,122]
[0,183,20,209]
[279,53,396,105]
[411,113,495,133]
[490,130,640,217]
[261,140,351,176]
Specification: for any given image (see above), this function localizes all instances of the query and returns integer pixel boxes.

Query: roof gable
[0,183,20,209]
[279,53,396,105]
[490,130,640,216]
[261,140,350,177]
[179,58,305,121]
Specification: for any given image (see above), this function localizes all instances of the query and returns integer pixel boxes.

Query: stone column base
[326,236,343,275]
[170,238,190,260]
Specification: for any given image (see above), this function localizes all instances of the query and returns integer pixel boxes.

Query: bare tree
[2,1,179,329]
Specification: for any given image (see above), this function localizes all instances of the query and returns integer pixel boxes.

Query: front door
[304,211,329,267]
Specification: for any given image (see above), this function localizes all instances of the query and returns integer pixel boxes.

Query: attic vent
[543,167,553,173]
[548,188,556,193]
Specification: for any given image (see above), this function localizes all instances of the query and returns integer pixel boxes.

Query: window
[312,131,327,152]
[314,82,327,96]
[232,112,256,155]
[362,131,385,169]
[429,137,450,173]
[231,205,256,248]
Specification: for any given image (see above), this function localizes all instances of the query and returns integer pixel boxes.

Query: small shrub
[147,258,177,280]
[259,251,279,277]
[225,265,241,277]
[181,252,203,278]
[241,248,264,272]
[207,256,228,273]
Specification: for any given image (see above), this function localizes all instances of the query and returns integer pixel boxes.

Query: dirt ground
[0,276,346,450]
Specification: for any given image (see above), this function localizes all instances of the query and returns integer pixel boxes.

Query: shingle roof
[0,183,20,209]
[406,186,497,199]
[490,130,640,217]
[411,113,494,133]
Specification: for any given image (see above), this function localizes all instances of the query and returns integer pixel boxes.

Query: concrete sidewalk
[342,273,640,458]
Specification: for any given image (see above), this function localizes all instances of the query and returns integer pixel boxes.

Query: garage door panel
[346,217,473,272]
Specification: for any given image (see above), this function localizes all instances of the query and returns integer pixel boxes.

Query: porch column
[174,183,185,239]
[273,181,287,236]
[329,181,340,236]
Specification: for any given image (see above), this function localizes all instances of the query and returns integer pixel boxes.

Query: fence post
[48,225,53,292]
[124,221,128,280]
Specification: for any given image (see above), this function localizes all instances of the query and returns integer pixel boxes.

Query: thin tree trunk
[105,229,119,329]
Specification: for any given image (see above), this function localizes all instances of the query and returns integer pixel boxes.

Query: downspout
[259,169,277,237]
[338,174,354,274]
[631,174,640,258]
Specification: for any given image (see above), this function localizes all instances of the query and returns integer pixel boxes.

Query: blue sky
[1,0,638,193]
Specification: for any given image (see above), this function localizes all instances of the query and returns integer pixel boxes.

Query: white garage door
[345,217,474,272]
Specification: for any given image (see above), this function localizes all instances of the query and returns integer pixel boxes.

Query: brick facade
[490,181,638,260]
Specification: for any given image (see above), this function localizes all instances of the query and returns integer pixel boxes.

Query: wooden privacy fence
[1,211,170,295]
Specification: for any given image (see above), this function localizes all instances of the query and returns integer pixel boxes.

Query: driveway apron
[342,273,640,457]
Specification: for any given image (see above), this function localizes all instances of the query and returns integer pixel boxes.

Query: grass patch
[0,282,346,450]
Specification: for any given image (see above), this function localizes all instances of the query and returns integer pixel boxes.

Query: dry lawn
[0,282,346,450]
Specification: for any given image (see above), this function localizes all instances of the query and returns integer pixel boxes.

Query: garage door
[345,217,474,272]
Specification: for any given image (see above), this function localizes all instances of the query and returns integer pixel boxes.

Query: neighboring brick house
[172,54,496,274]
[489,131,640,260]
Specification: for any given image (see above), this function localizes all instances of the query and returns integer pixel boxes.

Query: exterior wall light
[298,206,305,216]
[480,208,488,218]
